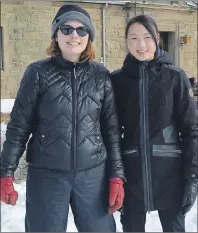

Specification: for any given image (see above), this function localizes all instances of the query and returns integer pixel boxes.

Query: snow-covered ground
[1,180,197,232]
[1,100,197,232]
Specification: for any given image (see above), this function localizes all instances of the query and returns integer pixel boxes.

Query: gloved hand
[108,178,124,214]
[0,177,18,205]
[181,179,198,215]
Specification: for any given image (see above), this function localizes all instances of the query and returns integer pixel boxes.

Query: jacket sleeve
[100,73,125,181]
[174,69,198,181]
[0,64,40,177]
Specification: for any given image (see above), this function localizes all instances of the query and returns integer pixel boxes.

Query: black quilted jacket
[0,56,125,180]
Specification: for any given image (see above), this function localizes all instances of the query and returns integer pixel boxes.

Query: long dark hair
[125,15,159,46]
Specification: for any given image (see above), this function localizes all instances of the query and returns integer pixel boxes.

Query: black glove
[181,179,198,215]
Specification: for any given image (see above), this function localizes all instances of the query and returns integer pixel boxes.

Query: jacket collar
[122,47,172,80]
[51,55,89,71]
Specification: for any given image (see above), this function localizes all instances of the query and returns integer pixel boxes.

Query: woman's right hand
[0,177,18,205]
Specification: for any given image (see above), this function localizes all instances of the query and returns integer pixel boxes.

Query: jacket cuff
[109,177,124,184]
[0,169,14,178]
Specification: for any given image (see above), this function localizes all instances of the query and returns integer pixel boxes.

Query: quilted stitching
[0,58,125,180]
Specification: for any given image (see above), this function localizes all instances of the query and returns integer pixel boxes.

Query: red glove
[108,178,124,214]
[0,177,18,205]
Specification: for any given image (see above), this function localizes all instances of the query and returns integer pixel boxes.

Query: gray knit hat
[51,4,95,41]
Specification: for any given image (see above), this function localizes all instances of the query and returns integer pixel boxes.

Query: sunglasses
[59,25,89,37]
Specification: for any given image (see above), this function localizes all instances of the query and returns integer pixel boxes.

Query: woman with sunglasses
[111,15,197,232]
[0,4,125,232]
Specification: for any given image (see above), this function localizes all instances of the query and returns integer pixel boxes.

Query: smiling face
[126,23,159,61]
[56,20,89,62]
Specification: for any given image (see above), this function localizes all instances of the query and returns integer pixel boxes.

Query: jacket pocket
[96,135,103,153]
[153,144,182,158]
[122,146,139,157]
[36,132,59,152]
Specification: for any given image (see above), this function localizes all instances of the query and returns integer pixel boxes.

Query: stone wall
[1,1,197,98]
[142,7,197,79]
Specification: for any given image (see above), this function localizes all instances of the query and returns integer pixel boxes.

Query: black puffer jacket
[1,56,125,180]
[111,48,198,211]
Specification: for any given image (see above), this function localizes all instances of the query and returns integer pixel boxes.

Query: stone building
[1,0,197,98]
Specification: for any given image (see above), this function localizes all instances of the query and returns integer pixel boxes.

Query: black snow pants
[121,208,185,232]
[25,163,116,232]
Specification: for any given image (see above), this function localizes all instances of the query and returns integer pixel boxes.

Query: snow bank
[1,99,15,113]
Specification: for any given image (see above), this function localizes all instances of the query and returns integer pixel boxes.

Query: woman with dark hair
[0,4,125,232]
[111,15,198,232]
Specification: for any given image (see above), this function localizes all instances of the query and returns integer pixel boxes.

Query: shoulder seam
[89,62,109,79]
[163,64,182,73]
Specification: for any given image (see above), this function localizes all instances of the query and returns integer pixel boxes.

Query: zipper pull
[73,63,76,79]
[140,62,145,70]
[141,61,148,69]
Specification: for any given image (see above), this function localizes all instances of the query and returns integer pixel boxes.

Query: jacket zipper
[71,64,77,172]
[140,61,152,212]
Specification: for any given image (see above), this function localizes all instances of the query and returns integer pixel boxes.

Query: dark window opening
[160,32,169,52]
[160,31,176,64]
